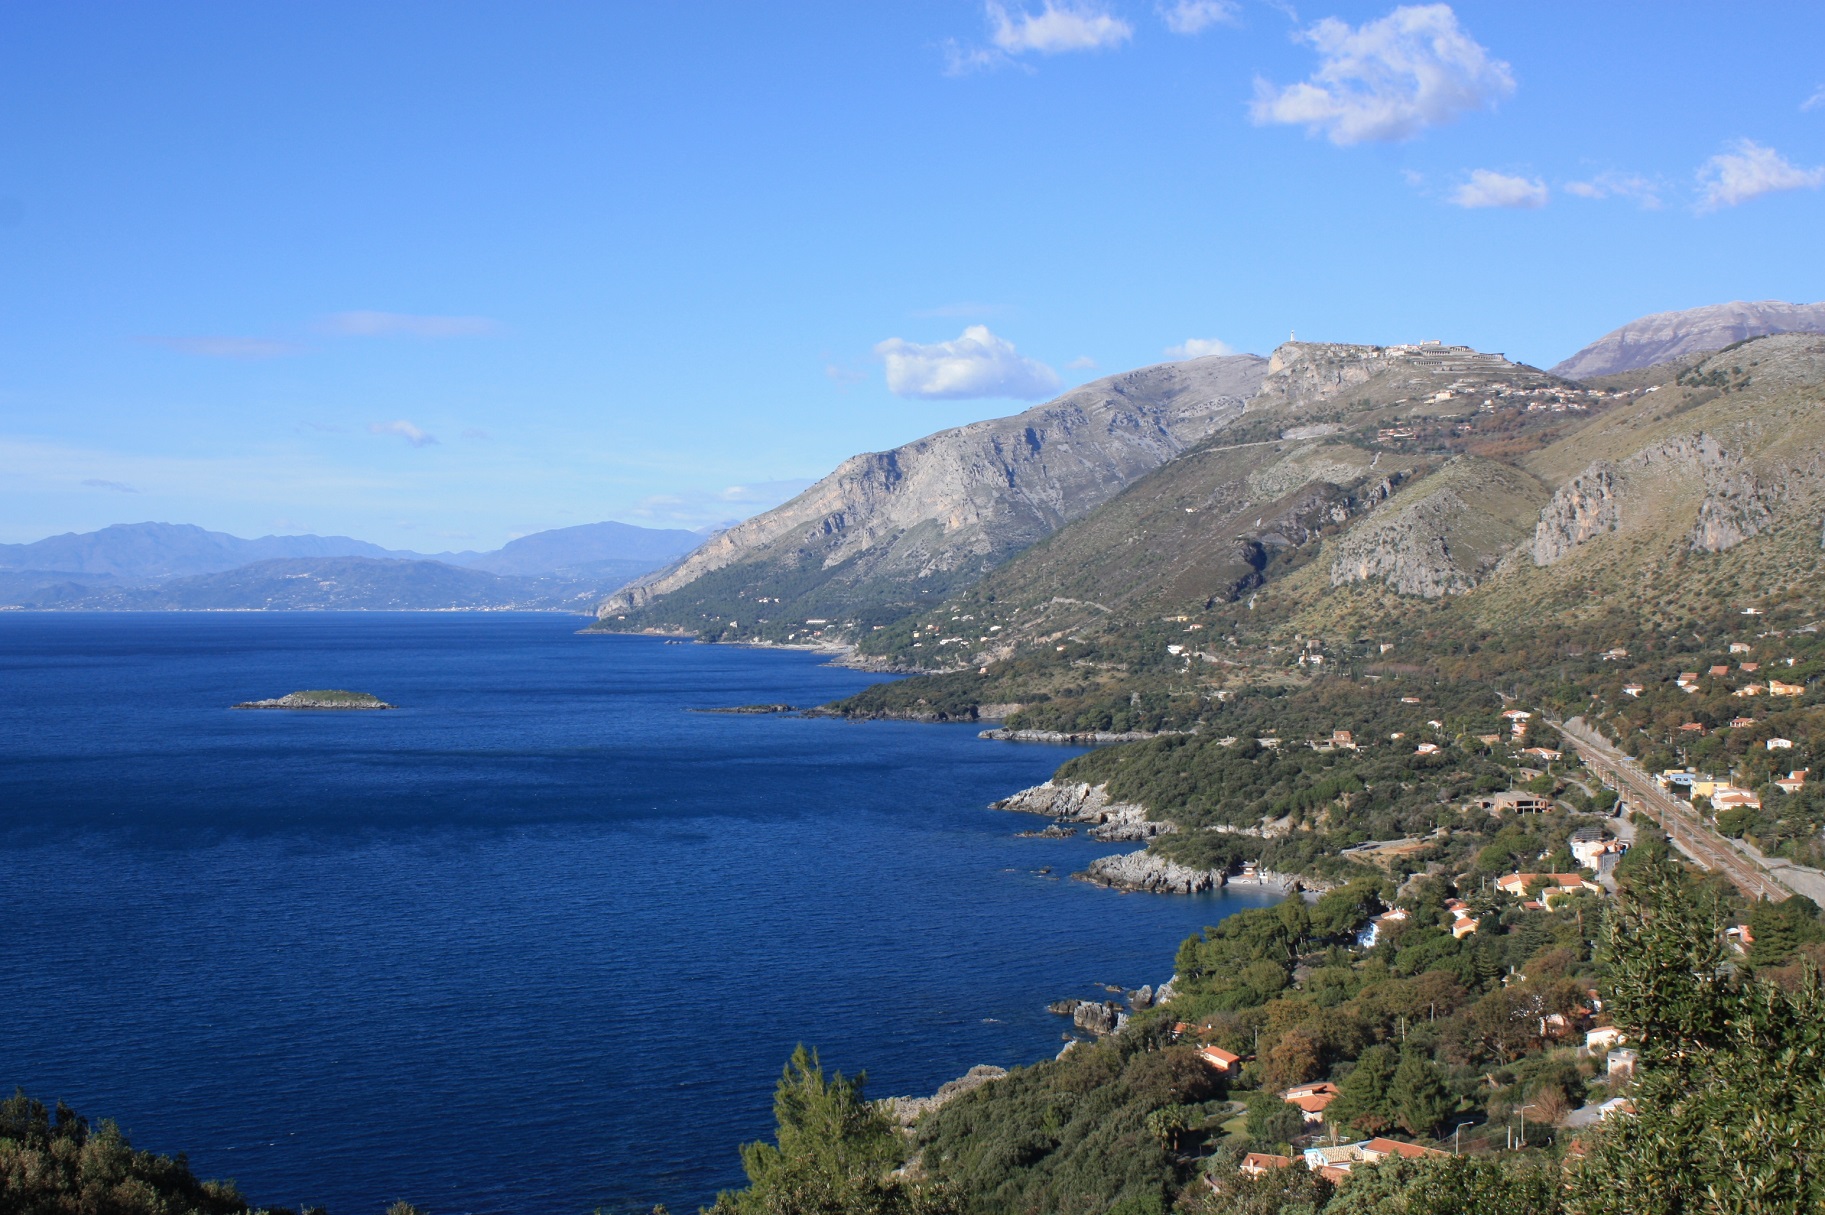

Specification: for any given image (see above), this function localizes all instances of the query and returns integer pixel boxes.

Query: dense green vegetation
[0,1090,319,1215]
[708,855,1821,1215]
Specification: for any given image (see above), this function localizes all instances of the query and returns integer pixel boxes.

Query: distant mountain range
[1550,299,1825,379]
[0,520,703,611]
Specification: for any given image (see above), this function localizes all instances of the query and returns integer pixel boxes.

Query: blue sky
[2,1,1821,548]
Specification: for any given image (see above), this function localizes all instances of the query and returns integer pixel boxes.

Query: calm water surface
[0,613,1277,1213]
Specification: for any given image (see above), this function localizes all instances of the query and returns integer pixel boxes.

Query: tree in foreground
[708,1046,945,1215]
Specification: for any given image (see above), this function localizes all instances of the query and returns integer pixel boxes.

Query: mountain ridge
[1550,299,1825,379]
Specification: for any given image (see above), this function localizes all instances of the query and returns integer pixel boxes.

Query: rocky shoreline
[978,727,1192,745]
[991,780,1176,842]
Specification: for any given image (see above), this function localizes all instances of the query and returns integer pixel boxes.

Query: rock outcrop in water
[992,781,1175,841]
[1077,849,1227,894]
[233,690,394,710]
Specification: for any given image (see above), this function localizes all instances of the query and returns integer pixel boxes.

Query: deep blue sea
[0,613,1278,1214]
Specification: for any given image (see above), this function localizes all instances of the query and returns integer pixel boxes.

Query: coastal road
[1553,717,1793,903]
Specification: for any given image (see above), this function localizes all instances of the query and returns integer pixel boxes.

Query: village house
[1622,684,1645,698]
[1733,684,1764,698]
[1729,716,1757,728]
[1768,737,1794,750]
[1709,665,1731,677]
[1775,770,1808,795]
[1414,742,1441,756]
[1359,1139,1449,1165]
[1196,1045,1242,1078]
[1607,1048,1639,1078]
[1585,1026,1628,1056]
[1281,1082,1340,1124]
[1302,1143,1368,1174]
[1676,672,1699,687]
[1770,680,1806,697]
[1731,642,1753,654]
[1496,873,1600,906]
[1474,790,1555,815]
[1741,662,1760,672]
[1522,746,1563,761]
[1236,1153,1295,1179]
[1451,915,1481,939]
[1570,828,1624,872]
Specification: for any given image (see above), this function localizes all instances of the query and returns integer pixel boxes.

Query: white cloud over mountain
[1695,140,1824,212]
[1449,169,1547,209]
[1250,4,1514,145]
[875,326,1062,400]
[1164,337,1236,358]
[1159,1,1240,35]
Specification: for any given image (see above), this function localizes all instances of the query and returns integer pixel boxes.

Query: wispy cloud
[1065,355,1099,370]
[1159,0,1240,35]
[143,335,302,359]
[322,312,499,338]
[1803,85,1825,113]
[874,325,1062,400]
[1563,171,1662,210]
[368,420,439,447]
[1449,169,1547,209]
[82,478,140,493]
[1695,139,1825,212]
[947,1,1131,72]
[1251,3,1514,145]
[823,362,868,386]
[1164,337,1237,358]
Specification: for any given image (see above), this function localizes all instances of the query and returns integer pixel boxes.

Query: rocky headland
[991,780,1176,842]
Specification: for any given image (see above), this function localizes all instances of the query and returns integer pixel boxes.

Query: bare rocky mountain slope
[853,338,1585,664]
[595,354,1267,634]
[1550,299,1825,380]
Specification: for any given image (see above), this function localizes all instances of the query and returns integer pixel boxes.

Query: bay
[0,613,1277,1213]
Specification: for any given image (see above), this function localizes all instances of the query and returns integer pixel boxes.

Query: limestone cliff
[598,355,1268,624]
[1330,458,1551,598]
[993,781,1175,842]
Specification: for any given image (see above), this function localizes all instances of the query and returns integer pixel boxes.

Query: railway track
[1553,716,1791,903]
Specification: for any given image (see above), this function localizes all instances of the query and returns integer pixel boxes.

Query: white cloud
[1164,337,1237,358]
[143,335,301,359]
[1695,139,1825,212]
[1803,86,1825,113]
[874,325,1062,400]
[989,1,1133,53]
[1065,355,1099,370]
[323,312,499,338]
[630,479,817,528]
[1449,169,1547,209]
[1160,0,1240,34]
[82,478,140,493]
[1563,171,1662,210]
[368,420,439,448]
[1250,4,1514,145]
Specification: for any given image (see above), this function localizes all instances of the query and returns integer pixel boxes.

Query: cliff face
[599,354,1268,622]
[1531,433,1775,564]
[1550,300,1825,380]
[1330,458,1551,598]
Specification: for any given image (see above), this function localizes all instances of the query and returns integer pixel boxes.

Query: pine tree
[1388,1050,1453,1139]
[1325,1044,1396,1137]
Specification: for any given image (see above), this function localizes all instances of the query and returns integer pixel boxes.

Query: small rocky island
[232,689,395,710]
